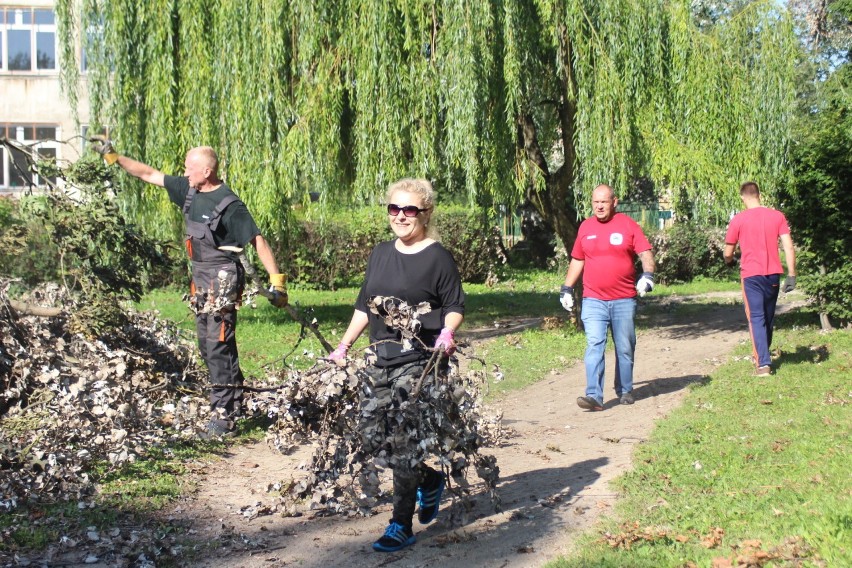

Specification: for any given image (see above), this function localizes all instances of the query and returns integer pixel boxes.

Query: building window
[1,124,59,189]
[1,7,56,72]
[81,21,104,72]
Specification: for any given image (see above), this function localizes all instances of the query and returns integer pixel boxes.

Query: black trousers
[191,259,245,417]
[195,306,244,415]
[360,361,440,528]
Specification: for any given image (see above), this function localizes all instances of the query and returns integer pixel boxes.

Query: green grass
[547,322,852,568]
[653,275,741,296]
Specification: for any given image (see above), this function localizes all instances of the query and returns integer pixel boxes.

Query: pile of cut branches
[0,279,210,510]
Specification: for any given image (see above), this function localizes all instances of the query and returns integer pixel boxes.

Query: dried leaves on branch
[0,279,212,509]
[250,296,503,522]
[1,284,503,531]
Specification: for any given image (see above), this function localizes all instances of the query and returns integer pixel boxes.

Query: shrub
[434,207,507,284]
[286,205,507,289]
[287,207,390,290]
[648,222,730,284]
[796,249,852,327]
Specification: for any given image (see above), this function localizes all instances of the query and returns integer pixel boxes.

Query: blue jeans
[580,298,637,403]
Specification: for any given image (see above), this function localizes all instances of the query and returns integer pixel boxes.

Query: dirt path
[171,292,791,567]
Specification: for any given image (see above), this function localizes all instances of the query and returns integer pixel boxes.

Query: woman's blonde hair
[386,178,439,240]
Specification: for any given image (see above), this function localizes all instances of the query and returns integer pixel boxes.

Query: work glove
[328,341,350,365]
[89,134,119,165]
[725,252,741,268]
[635,272,654,297]
[434,327,456,356]
[782,275,796,293]
[268,273,288,308]
[559,285,574,311]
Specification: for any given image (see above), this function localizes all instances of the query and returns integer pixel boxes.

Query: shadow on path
[188,458,610,568]
[631,374,711,403]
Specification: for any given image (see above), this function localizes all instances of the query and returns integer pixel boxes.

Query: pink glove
[434,327,456,356]
[329,341,350,365]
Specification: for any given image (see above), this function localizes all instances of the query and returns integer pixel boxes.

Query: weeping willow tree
[56,0,798,252]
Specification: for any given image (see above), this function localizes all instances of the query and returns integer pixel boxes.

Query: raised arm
[115,155,166,187]
[90,135,166,186]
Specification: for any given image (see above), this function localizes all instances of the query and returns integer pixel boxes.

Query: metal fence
[494,202,674,246]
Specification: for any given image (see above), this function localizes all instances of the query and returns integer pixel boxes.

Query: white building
[1,0,89,195]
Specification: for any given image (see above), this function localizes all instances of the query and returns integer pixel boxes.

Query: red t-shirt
[725,207,789,278]
[571,212,652,300]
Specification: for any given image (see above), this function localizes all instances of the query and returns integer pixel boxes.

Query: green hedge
[647,222,731,284]
[287,205,507,289]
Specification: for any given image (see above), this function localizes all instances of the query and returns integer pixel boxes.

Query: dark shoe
[576,396,603,411]
[417,471,445,524]
[619,392,635,405]
[372,522,416,552]
[755,365,771,377]
[199,419,235,440]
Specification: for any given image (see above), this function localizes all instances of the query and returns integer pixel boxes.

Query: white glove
[559,285,574,311]
[636,272,654,297]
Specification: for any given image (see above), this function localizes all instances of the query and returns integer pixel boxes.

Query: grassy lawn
[547,318,852,567]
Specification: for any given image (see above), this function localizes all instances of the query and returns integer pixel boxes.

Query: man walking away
[724,181,797,377]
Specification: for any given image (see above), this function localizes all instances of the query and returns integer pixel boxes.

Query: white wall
[1,0,89,194]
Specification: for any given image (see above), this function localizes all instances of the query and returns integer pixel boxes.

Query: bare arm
[115,155,166,187]
[780,234,796,276]
[251,234,281,276]
[563,258,585,287]
[339,310,370,346]
[443,311,464,332]
[638,249,655,273]
[723,243,736,265]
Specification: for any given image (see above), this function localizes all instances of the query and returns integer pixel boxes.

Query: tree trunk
[818,263,834,331]
[515,199,556,268]
[515,28,582,257]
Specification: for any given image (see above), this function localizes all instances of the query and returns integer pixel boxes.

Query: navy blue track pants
[741,274,781,368]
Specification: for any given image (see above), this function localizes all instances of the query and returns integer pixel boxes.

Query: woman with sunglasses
[329,178,465,552]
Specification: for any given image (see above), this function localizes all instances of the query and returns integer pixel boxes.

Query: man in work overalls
[91,138,288,438]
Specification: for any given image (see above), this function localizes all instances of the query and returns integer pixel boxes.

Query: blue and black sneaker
[417,471,446,524]
[372,521,416,552]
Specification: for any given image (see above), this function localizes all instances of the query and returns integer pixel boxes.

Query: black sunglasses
[387,203,428,217]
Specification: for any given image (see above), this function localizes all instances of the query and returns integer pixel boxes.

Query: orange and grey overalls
[183,186,246,416]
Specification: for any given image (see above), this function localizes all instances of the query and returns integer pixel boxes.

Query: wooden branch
[7,300,63,317]
[517,113,550,177]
